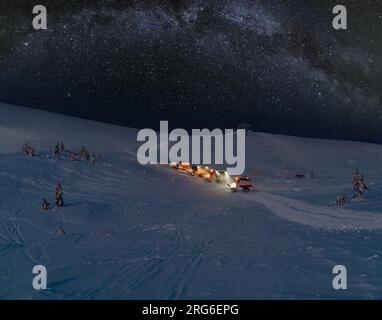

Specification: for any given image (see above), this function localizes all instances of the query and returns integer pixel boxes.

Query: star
[0,1,380,142]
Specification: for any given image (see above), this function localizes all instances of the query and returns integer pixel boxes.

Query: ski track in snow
[242,192,382,231]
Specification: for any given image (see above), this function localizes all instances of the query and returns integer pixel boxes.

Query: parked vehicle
[234,176,253,191]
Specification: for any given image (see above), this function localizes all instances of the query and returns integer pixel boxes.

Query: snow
[0,102,382,299]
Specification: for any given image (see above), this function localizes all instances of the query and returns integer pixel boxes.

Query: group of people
[41,182,64,211]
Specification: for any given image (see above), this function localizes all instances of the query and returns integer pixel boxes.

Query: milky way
[0,0,381,142]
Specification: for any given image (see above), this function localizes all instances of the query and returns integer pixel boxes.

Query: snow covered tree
[91,153,97,164]
[55,183,64,207]
[54,143,60,156]
[352,169,369,198]
[59,142,65,153]
[41,198,50,211]
[79,147,90,160]
[295,169,305,178]
[336,194,348,206]
[22,142,36,156]
[68,151,77,161]
[56,227,65,235]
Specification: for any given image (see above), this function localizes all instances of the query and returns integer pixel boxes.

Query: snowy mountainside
[0,103,138,153]
[0,103,382,299]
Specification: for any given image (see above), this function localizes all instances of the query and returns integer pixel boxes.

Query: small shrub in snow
[22,142,36,156]
[55,183,64,208]
[41,198,50,211]
[352,169,369,198]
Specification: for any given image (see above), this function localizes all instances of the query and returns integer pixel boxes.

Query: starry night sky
[0,0,381,142]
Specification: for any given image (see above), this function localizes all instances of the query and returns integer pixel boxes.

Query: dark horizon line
[1,98,382,146]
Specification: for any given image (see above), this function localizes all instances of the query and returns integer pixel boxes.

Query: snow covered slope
[0,103,382,299]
